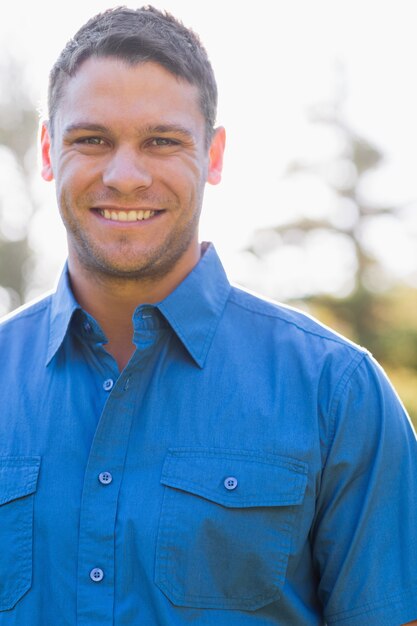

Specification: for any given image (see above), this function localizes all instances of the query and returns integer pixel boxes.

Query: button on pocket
[0,457,41,611]
[223,476,238,490]
[155,448,308,611]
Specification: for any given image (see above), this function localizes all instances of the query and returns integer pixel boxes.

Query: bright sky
[1,0,417,301]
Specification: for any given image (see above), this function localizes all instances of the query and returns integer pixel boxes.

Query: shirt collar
[47,243,231,369]
[46,263,81,365]
[156,243,231,368]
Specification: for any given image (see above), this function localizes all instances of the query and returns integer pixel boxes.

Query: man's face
[41,57,224,283]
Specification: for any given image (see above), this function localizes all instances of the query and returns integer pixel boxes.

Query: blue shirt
[0,244,416,626]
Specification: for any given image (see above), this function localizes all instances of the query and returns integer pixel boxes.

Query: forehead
[55,57,204,133]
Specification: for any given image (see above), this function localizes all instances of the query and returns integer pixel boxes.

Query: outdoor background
[1,0,416,425]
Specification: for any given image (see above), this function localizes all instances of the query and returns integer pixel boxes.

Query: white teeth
[100,209,156,222]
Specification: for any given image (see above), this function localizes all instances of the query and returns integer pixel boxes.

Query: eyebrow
[64,123,109,135]
[142,124,195,140]
[63,122,195,141]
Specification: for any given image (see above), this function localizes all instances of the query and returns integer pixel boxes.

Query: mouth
[95,208,161,222]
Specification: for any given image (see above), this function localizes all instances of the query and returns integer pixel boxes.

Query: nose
[102,146,152,193]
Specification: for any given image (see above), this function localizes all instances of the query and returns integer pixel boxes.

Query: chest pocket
[0,457,40,611]
[155,448,308,611]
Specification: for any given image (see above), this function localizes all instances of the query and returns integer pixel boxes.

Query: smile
[98,209,156,222]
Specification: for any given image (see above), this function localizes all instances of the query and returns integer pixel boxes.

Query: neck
[67,248,201,371]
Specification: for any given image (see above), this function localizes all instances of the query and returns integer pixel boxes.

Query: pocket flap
[161,448,308,508]
[0,457,41,506]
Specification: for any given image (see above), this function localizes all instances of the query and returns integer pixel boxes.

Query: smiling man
[41,53,224,369]
[0,6,416,626]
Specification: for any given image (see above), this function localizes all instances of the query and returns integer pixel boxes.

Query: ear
[41,121,54,182]
[207,126,226,185]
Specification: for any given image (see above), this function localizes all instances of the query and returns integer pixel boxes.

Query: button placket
[77,335,160,624]
[77,369,138,624]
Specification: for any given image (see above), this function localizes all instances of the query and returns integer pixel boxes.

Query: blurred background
[1,0,416,425]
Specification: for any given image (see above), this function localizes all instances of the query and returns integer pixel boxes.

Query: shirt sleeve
[311,352,417,626]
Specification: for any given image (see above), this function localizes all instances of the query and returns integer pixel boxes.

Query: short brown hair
[48,6,218,143]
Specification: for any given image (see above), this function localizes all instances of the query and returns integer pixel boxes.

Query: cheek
[56,161,102,199]
[160,156,206,193]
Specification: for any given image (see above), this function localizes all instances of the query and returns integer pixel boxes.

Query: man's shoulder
[0,292,53,339]
[227,283,366,356]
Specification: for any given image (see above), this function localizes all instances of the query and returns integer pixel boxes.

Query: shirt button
[103,379,114,392]
[98,471,113,485]
[224,476,238,490]
[90,568,104,582]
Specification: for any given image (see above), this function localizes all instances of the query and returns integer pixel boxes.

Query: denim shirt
[0,244,416,626]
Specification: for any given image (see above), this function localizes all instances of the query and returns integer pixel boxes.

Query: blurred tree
[0,55,39,313]
[246,100,417,426]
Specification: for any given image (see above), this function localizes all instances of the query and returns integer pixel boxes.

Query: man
[0,6,416,625]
